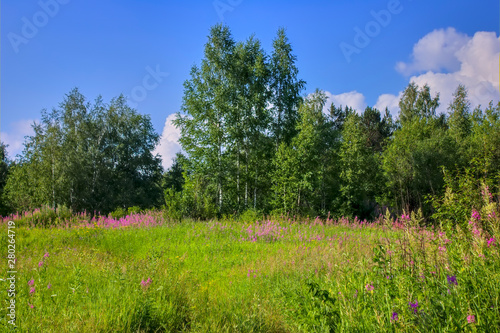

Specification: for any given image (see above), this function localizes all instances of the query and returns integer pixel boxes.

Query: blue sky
[1,0,499,169]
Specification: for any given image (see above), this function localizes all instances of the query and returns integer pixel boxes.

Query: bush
[239,208,263,223]
[109,207,127,220]
[128,206,141,215]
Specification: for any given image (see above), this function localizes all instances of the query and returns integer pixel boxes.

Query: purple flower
[28,279,34,286]
[365,283,374,292]
[29,303,34,309]
[43,252,49,258]
[472,210,481,221]
[467,314,475,324]
[38,261,44,267]
[29,287,35,294]
[488,238,496,247]
[409,300,418,313]
[447,275,458,286]
[391,312,398,321]
[47,283,52,289]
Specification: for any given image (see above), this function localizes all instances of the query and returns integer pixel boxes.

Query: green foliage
[163,188,184,222]
[3,25,499,225]
[162,152,189,193]
[109,207,127,220]
[338,111,382,218]
[0,142,11,216]
[3,89,163,215]
[269,27,306,148]
[292,280,340,332]
[238,208,263,223]
[11,204,73,227]
[430,164,499,232]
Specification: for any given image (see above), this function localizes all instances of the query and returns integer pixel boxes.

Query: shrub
[109,207,127,220]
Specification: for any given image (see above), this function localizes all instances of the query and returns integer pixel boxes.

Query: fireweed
[1,207,499,332]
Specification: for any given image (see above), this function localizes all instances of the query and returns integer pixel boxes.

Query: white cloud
[153,113,182,171]
[317,29,498,120]
[1,119,37,159]
[323,90,367,114]
[370,29,500,118]
[408,30,500,112]
[374,93,402,114]
[396,27,470,76]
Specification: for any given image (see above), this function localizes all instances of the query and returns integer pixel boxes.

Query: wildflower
[467,314,476,324]
[447,275,458,286]
[28,279,34,286]
[409,300,418,313]
[365,283,374,292]
[29,304,34,309]
[438,246,447,253]
[43,252,49,258]
[391,312,399,321]
[38,261,44,267]
[141,278,151,288]
[487,238,496,247]
[472,210,481,221]
[47,283,51,289]
[29,288,35,294]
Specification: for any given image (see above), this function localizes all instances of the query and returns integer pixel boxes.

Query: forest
[1,24,499,227]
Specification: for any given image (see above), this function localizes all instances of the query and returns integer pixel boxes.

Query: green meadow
[1,211,499,332]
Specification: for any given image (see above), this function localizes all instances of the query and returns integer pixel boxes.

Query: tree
[269,28,306,149]
[271,90,336,215]
[162,153,189,193]
[360,106,394,152]
[228,36,273,211]
[338,112,382,218]
[469,101,500,177]
[383,83,456,214]
[3,89,163,214]
[0,143,11,215]
[399,83,440,124]
[175,24,236,214]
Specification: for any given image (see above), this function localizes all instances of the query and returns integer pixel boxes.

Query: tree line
[1,24,499,223]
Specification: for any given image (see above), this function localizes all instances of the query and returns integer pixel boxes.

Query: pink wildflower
[38,261,44,267]
[43,252,49,258]
[29,304,34,309]
[28,279,34,286]
[140,278,151,288]
[487,238,496,247]
[365,283,374,292]
[29,287,35,294]
[467,314,476,324]
[47,283,51,289]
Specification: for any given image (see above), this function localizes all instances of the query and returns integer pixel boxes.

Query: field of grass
[1,210,499,332]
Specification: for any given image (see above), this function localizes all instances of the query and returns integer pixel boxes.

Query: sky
[1,0,499,170]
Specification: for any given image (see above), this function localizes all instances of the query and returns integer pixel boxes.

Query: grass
[1,211,499,332]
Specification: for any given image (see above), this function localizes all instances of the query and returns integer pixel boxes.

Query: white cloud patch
[396,27,470,76]
[1,119,37,159]
[154,113,182,171]
[391,29,500,113]
[374,93,402,114]
[323,90,367,114]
